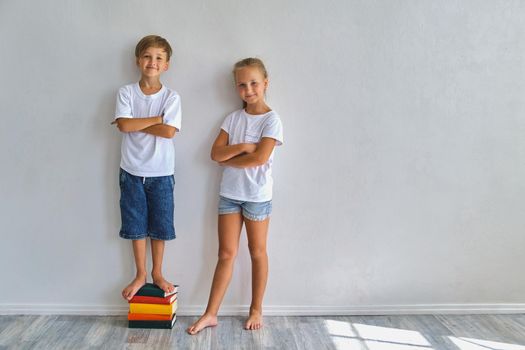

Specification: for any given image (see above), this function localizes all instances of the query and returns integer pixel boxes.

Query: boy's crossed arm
[141,123,177,138]
[112,117,177,139]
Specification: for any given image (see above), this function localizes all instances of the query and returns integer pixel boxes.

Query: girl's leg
[244,217,270,330]
[122,239,147,300]
[151,238,175,294]
[187,213,243,335]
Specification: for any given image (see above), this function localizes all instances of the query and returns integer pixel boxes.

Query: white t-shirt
[219,109,283,202]
[115,83,182,177]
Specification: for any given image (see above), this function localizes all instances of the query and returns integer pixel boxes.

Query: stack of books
[128,283,178,329]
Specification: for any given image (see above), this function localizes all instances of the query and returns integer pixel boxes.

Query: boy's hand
[111,119,125,132]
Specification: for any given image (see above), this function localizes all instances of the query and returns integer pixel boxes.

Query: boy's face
[136,47,169,79]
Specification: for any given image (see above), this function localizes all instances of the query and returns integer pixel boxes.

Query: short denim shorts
[218,195,272,221]
[119,168,175,240]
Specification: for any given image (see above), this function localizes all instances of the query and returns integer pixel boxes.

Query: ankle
[249,306,262,315]
[151,269,163,278]
[135,271,147,279]
[203,310,218,318]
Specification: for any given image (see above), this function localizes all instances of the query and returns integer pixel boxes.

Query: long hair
[232,58,268,108]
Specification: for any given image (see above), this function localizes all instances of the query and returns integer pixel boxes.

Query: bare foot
[152,272,175,294]
[122,274,146,301]
[245,311,263,330]
[187,313,218,335]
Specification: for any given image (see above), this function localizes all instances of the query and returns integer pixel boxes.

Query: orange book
[128,312,173,321]
[129,300,177,315]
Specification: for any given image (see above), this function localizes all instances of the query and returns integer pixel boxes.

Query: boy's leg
[122,239,147,300]
[244,217,270,330]
[187,212,243,335]
[119,169,149,300]
[151,239,175,293]
[146,174,176,293]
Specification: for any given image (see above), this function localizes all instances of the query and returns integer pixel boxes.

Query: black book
[128,314,177,329]
[135,283,178,298]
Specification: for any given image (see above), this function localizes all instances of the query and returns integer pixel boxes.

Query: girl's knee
[218,249,237,261]
[248,246,267,259]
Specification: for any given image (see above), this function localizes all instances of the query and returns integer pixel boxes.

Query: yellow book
[129,300,177,315]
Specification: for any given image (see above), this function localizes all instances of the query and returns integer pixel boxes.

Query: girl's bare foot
[187,313,218,335]
[245,310,263,330]
[152,272,175,294]
[122,274,146,301]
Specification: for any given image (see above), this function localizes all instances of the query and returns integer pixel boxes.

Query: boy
[112,35,181,300]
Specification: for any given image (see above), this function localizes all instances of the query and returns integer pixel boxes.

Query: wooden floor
[1,314,525,349]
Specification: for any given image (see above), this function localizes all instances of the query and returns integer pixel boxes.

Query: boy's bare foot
[245,310,263,330]
[186,314,218,335]
[122,274,146,301]
[152,272,175,294]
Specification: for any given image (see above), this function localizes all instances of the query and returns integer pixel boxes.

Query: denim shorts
[218,195,272,221]
[119,168,175,240]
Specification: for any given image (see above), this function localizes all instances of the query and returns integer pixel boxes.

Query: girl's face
[235,66,268,106]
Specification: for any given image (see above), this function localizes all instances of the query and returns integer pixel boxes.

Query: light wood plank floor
[1,314,525,349]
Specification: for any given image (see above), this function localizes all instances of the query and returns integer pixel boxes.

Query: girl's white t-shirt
[219,109,283,202]
[115,83,182,177]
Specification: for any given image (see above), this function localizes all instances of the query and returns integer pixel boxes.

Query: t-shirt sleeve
[115,86,132,120]
[262,116,284,146]
[220,113,233,134]
[162,94,182,131]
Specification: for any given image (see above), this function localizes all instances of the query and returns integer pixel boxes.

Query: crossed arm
[111,116,177,139]
[210,129,277,168]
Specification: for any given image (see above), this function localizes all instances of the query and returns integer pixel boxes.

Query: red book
[129,293,177,305]
[128,312,174,321]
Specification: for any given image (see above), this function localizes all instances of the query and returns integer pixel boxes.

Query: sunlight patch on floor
[448,336,525,350]
[325,319,433,350]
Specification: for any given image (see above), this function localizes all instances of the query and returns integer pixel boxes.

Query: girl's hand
[243,143,257,154]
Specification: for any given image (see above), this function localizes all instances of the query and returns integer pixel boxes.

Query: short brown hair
[135,35,172,61]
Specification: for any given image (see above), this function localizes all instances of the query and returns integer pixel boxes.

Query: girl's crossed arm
[220,137,276,168]
[211,130,257,162]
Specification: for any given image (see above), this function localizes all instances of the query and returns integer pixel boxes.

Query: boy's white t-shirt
[115,83,182,177]
[219,109,283,202]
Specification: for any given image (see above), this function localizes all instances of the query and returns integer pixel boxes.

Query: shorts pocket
[119,168,127,185]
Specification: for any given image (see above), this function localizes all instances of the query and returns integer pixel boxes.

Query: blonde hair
[135,35,172,61]
[232,58,268,108]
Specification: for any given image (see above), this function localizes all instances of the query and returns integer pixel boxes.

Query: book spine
[128,320,175,329]
[128,315,176,329]
[128,312,173,321]
[130,295,176,305]
[129,301,177,315]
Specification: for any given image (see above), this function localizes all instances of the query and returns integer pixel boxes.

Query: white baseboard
[1,304,525,316]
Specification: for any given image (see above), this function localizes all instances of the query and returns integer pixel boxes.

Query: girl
[187,58,283,334]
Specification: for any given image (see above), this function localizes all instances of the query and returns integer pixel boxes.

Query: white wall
[1,0,525,315]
